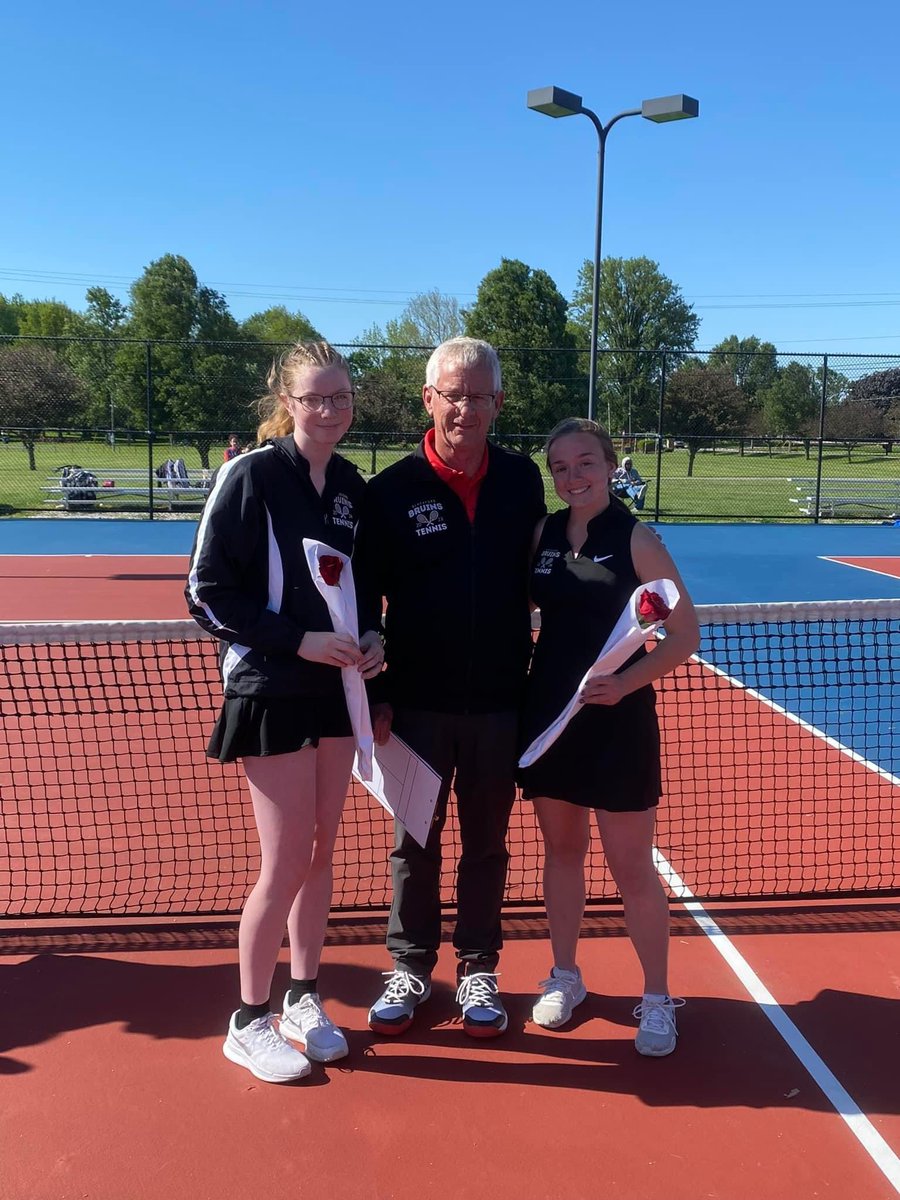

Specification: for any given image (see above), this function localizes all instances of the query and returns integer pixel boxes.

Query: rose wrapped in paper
[302,539,372,779]
[518,577,680,769]
[319,555,343,587]
[637,588,671,630]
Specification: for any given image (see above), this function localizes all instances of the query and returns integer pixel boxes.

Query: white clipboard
[353,734,442,849]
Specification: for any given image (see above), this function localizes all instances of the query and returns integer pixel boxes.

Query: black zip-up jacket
[354,440,545,714]
[185,436,377,700]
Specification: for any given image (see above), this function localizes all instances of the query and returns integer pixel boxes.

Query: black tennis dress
[517,503,661,811]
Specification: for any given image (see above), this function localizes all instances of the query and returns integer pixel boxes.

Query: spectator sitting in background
[611,457,647,510]
[223,434,242,463]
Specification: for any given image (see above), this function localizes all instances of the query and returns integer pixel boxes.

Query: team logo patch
[534,548,561,575]
[331,492,354,529]
[409,499,448,537]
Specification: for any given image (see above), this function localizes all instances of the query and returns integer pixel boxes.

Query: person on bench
[612,457,648,511]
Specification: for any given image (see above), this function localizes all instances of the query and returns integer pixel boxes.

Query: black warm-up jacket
[354,440,546,715]
[185,436,377,700]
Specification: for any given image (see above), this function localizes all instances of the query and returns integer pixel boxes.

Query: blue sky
[3,0,900,354]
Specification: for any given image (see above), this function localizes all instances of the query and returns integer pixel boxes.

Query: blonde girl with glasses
[187,342,383,1083]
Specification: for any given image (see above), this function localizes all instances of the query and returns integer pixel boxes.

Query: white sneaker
[280,991,349,1062]
[223,1011,311,1082]
[532,966,587,1029]
[633,996,685,1057]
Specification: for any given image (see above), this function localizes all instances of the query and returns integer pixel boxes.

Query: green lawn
[1,435,897,522]
[0,438,212,515]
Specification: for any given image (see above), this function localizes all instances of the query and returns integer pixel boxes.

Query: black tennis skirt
[207,693,353,763]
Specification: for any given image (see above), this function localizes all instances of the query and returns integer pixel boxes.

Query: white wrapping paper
[302,538,374,781]
[517,578,680,769]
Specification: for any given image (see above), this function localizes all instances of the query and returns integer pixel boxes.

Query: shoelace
[250,1012,287,1047]
[632,996,685,1033]
[296,995,332,1031]
[537,971,580,999]
[381,970,428,1004]
[455,972,500,1007]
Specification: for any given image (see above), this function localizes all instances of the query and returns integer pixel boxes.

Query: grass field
[1,436,898,522]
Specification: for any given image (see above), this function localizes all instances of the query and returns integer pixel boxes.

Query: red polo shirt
[423,428,488,522]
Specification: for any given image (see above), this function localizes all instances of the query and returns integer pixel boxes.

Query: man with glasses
[355,337,545,1038]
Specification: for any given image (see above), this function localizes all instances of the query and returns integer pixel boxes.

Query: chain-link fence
[1,335,898,520]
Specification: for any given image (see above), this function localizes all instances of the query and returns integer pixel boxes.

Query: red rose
[319,555,343,587]
[638,589,671,625]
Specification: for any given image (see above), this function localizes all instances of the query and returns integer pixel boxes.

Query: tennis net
[1,600,898,919]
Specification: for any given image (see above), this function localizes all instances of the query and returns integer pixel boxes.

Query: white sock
[642,992,669,1005]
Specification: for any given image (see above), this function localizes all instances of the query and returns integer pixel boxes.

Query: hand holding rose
[298,631,362,668]
[579,672,629,707]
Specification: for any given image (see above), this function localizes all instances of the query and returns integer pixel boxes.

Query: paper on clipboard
[353,734,442,849]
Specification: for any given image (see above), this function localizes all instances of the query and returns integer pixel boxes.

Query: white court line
[819,555,900,583]
[654,850,900,1194]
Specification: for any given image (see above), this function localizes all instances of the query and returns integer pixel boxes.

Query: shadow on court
[1,953,897,1116]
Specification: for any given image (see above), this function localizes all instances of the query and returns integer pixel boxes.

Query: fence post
[813,353,827,525]
[146,342,155,522]
[654,351,666,522]
[370,436,377,476]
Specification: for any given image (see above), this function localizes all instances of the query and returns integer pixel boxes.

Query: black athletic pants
[386,708,518,976]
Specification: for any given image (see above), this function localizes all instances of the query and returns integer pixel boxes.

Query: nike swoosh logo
[592,555,613,563]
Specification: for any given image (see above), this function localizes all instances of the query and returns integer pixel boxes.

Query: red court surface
[3,912,899,1200]
[0,555,188,621]
[2,554,899,1199]
[823,555,900,580]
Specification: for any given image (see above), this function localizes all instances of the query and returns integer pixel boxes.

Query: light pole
[527,87,699,425]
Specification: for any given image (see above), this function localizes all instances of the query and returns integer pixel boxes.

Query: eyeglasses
[429,388,497,412]
[287,390,355,412]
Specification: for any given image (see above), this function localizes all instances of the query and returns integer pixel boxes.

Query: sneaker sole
[463,1013,509,1039]
[635,1038,677,1058]
[222,1037,311,1083]
[367,1013,415,1036]
[532,983,588,1029]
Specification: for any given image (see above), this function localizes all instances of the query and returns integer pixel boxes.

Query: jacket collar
[271,435,358,485]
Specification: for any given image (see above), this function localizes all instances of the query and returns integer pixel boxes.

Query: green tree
[15,299,78,338]
[398,290,463,345]
[570,257,699,433]
[817,363,852,405]
[0,342,89,468]
[116,255,256,465]
[758,361,820,435]
[708,335,778,399]
[663,363,750,475]
[464,258,577,434]
[348,291,464,438]
[0,293,24,335]
[348,324,428,437]
[64,288,130,432]
[824,399,885,460]
[241,306,322,345]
